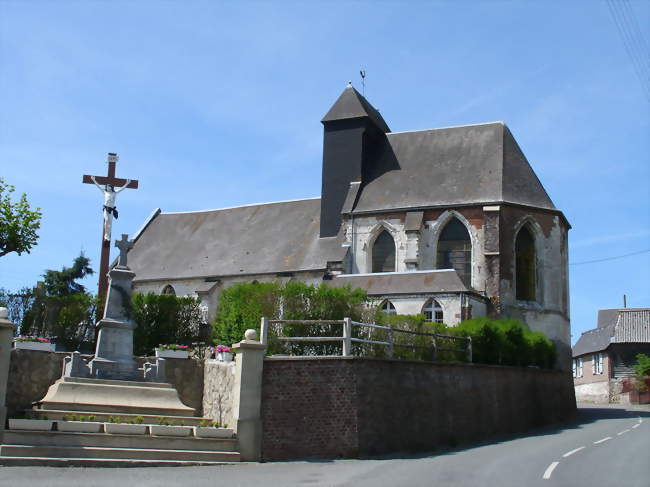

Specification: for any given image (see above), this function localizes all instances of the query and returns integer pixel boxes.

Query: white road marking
[632,424,640,429]
[562,446,585,458]
[638,417,642,423]
[593,437,612,444]
[543,461,559,480]
[617,429,630,436]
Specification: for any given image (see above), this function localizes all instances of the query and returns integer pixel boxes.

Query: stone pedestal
[0,309,16,444]
[90,266,138,380]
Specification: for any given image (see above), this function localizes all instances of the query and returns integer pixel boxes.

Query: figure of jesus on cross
[83,153,139,304]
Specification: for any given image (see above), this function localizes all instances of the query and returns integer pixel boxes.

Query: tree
[0,178,42,257]
[42,253,94,296]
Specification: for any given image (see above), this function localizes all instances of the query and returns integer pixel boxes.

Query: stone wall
[203,360,236,428]
[6,349,66,418]
[261,357,576,461]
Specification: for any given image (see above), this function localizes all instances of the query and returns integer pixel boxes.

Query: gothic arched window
[436,218,471,286]
[380,300,397,315]
[422,299,444,323]
[515,225,536,301]
[372,230,396,273]
[161,284,176,296]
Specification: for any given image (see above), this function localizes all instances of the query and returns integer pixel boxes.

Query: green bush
[212,281,366,354]
[131,293,203,356]
[449,318,555,368]
[633,354,650,378]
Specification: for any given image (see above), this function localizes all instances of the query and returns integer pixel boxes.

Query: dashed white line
[617,429,630,436]
[543,461,560,480]
[594,437,612,444]
[632,424,640,429]
[562,446,585,458]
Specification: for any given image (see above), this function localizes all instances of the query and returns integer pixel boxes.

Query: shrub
[212,281,367,354]
[131,293,203,356]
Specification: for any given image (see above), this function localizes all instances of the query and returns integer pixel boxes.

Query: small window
[422,299,444,323]
[372,230,396,273]
[573,358,583,378]
[161,285,176,296]
[515,225,536,301]
[592,353,604,375]
[380,300,397,316]
[436,218,471,286]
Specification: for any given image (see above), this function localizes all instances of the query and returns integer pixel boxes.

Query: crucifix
[82,153,139,305]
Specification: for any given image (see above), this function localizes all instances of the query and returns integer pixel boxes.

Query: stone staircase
[0,408,241,466]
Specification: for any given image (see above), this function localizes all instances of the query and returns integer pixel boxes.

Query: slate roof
[573,308,650,357]
[330,270,470,296]
[350,122,557,214]
[127,198,345,282]
[322,85,391,133]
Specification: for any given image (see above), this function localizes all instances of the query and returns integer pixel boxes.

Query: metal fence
[259,317,472,362]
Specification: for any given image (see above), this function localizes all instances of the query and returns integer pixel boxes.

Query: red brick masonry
[261,357,576,461]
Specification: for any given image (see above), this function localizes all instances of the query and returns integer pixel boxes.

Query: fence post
[260,317,269,346]
[387,327,394,358]
[342,318,352,356]
[431,335,437,362]
[467,336,473,363]
[0,308,15,444]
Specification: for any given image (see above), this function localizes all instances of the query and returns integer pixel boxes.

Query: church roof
[127,198,345,282]
[330,269,470,295]
[350,122,557,213]
[321,84,391,133]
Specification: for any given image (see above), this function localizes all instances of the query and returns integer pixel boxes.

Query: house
[573,308,650,403]
[126,84,572,368]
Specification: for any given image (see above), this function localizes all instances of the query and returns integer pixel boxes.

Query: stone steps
[0,429,240,467]
[1,445,239,462]
[3,430,238,451]
[0,456,236,467]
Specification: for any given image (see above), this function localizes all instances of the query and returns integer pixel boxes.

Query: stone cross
[115,234,134,268]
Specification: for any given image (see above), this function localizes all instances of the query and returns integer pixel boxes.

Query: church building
[127,84,571,367]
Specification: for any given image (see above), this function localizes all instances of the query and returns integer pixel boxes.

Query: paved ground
[1,404,648,487]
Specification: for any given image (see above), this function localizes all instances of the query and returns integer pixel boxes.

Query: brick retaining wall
[261,357,576,461]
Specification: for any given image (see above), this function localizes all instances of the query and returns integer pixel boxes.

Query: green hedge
[212,281,367,354]
[131,293,203,356]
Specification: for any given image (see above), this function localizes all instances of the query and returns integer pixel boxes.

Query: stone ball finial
[244,329,258,341]
[0,307,8,319]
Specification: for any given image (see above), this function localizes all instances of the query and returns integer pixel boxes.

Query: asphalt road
[1,404,648,487]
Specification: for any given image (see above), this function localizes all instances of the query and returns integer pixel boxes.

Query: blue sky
[1,0,648,344]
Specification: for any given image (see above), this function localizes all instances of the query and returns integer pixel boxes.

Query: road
[1,404,648,487]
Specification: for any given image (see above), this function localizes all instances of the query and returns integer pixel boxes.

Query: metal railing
[259,317,472,362]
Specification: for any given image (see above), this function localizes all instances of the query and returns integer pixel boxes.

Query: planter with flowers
[155,344,190,359]
[193,420,234,438]
[13,336,54,352]
[212,345,233,362]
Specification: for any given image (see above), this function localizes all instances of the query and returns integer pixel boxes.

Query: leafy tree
[0,178,42,257]
[0,286,34,327]
[42,253,94,296]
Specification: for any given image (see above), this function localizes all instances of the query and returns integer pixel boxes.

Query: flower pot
[56,421,103,433]
[150,425,193,437]
[14,341,54,352]
[9,419,54,431]
[104,423,148,435]
[193,426,234,438]
[155,349,189,359]
[217,352,233,362]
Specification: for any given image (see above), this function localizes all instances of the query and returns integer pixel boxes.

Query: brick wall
[261,357,576,461]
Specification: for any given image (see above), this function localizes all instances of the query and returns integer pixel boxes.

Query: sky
[1,0,648,344]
